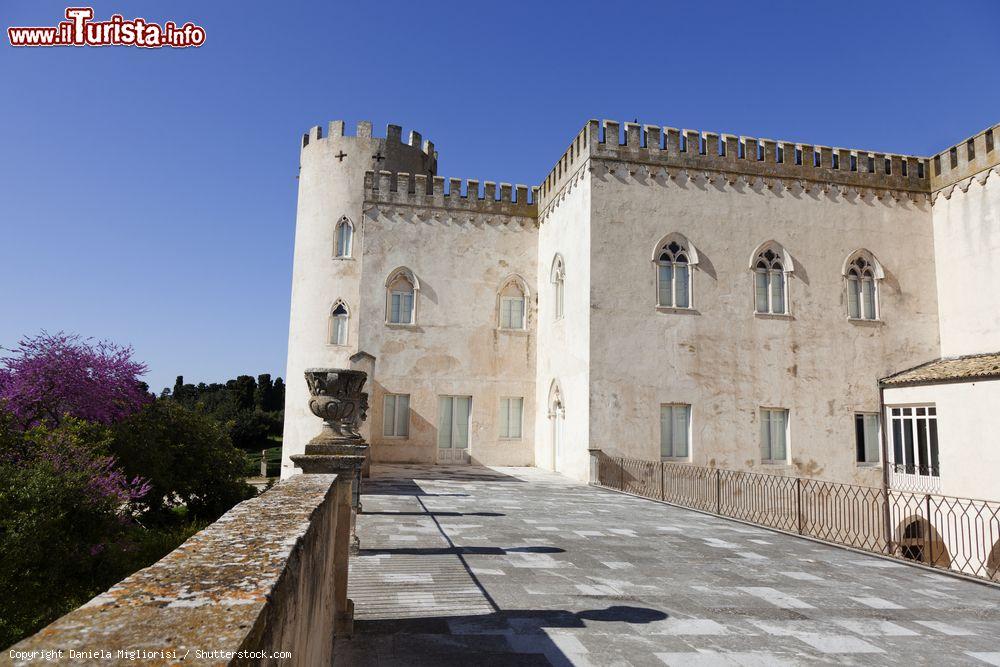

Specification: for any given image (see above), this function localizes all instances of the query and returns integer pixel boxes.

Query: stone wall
[930,163,1000,357]
[358,177,538,467]
[7,474,348,666]
[585,158,940,488]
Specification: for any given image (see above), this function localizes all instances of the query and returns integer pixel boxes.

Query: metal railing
[592,451,1000,583]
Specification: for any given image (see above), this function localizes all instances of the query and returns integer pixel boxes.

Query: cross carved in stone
[335,151,347,162]
[372,152,385,163]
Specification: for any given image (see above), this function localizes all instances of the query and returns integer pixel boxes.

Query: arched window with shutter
[749,241,794,315]
[652,233,700,309]
[329,300,349,345]
[843,250,884,320]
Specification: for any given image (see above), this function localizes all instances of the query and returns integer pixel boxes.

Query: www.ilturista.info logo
[8,7,206,48]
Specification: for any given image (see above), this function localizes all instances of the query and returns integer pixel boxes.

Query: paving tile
[333,464,1000,666]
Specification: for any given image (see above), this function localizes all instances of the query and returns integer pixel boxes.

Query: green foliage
[0,417,203,649]
[167,374,284,449]
[110,401,256,523]
[1,356,281,648]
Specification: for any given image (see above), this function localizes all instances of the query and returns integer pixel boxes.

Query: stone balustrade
[7,473,354,666]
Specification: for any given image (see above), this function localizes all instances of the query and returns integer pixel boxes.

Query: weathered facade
[282,117,1000,494]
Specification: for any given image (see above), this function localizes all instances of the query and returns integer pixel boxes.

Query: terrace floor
[333,464,1000,666]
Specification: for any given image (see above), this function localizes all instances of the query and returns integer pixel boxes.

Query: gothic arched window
[498,276,528,330]
[329,301,349,345]
[843,250,883,320]
[385,267,418,325]
[654,235,698,309]
[550,255,565,321]
[751,243,791,315]
[335,216,353,258]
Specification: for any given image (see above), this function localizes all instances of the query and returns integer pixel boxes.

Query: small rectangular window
[986,129,995,153]
[967,138,975,161]
[382,394,410,438]
[854,412,880,464]
[760,408,788,463]
[660,404,690,459]
[888,404,939,476]
[499,397,523,439]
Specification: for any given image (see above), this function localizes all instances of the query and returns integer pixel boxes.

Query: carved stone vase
[291,368,370,551]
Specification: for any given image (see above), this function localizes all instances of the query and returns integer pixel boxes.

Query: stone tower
[282,121,436,475]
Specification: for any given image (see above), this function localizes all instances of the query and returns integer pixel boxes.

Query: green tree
[110,401,255,522]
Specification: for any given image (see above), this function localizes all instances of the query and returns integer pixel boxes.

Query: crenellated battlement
[363,170,537,221]
[928,122,1000,191]
[300,120,437,160]
[539,119,940,210]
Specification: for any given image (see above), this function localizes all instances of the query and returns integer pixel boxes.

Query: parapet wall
[929,122,1000,191]
[8,475,347,667]
[540,119,935,210]
[364,170,537,220]
[301,120,438,177]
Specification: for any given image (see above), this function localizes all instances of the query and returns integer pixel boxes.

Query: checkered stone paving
[333,465,1000,666]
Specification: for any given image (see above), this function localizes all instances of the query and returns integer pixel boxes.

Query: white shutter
[499,398,510,438]
[675,265,690,308]
[658,265,673,307]
[660,405,673,457]
[760,409,771,461]
[673,406,689,457]
[848,276,860,318]
[863,413,879,463]
[770,410,787,461]
[396,395,409,437]
[755,271,769,313]
[390,293,401,323]
[383,395,395,436]
[771,271,785,314]
[402,293,413,323]
[438,397,453,448]
[455,397,470,449]
[511,398,522,438]
[863,278,876,319]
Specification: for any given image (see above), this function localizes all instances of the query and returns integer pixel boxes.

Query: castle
[281,117,1000,501]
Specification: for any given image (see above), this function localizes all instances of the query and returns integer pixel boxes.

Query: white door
[438,395,471,464]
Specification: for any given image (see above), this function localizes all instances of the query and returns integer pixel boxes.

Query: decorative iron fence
[592,451,1000,583]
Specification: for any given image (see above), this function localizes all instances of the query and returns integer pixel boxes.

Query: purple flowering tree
[0,331,151,429]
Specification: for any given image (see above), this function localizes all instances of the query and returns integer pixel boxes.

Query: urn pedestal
[291,368,371,554]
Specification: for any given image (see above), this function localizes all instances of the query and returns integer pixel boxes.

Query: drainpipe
[879,382,893,555]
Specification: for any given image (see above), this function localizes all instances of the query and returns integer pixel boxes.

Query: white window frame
[660,403,691,460]
[385,267,418,325]
[499,396,523,440]
[438,395,472,450]
[498,276,529,331]
[843,251,883,321]
[653,236,697,310]
[382,393,410,438]
[887,404,939,477]
[854,412,881,465]
[760,407,789,464]
[334,216,354,258]
[328,301,349,346]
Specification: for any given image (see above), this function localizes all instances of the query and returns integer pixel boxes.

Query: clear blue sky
[2,0,998,393]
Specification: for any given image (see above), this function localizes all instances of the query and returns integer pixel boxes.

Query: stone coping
[7,474,339,666]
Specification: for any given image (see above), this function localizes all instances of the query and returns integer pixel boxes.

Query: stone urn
[291,369,371,552]
[292,369,370,472]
